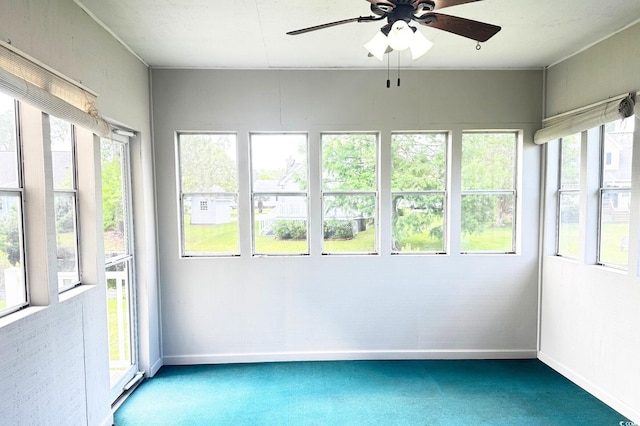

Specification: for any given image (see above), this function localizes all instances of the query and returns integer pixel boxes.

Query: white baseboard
[99,412,114,426]
[148,357,163,378]
[163,349,537,366]
[538,351,640,424]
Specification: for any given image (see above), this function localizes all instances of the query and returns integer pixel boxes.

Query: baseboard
[99,412,114,426]
[163,349,537,366]
[538,351,640,424]
[148,357,163,378]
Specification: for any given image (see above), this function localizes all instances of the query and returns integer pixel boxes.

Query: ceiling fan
[287,0,501,59]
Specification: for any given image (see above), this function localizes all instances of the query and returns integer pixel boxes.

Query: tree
[461,133,516,234]
[322,134,377,219]
[180,134,237,193]
[0,205,21,266]
[391,133,447,250]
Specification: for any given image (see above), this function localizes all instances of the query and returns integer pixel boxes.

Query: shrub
[273,220,307,240]
[323,220,354,240]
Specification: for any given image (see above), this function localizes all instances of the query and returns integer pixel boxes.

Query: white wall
[152,69,543,364]
[540,22,640,423]
[0,0,159,424]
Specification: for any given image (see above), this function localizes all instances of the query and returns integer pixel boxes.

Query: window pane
[558,192,579,258]
[254,195,308,255]
[101,140,129,260]
[322,134,377,192]
[462,132,516,191]
[55,193,80,288]
[323,194,376,254]
[392,133,447,191]
[461,194,514,252]
[560,134,581,189]
[599,190,630,268]
[179,134,237,193]
[106,260,133,386]
[182,194,239,255]
[251,133,307,191]
[0,94,19,188]
[602,117,634,189]
[392,194,444,253]
[50,116,75,190]
[0,194,26,312]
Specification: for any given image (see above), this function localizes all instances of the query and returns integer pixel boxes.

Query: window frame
[51,116,82,293]
[596,118,634,269]
[390,131,449,255]
[0,96,28,317]
[460,131,519,254]
[555,134,581,259]
[321,132,379,255]
[249,132,310,256]
[176,132,240,258]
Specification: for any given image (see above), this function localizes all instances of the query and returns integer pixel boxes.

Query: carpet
[114,359,629,425]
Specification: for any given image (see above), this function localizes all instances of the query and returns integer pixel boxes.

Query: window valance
[0,40,110,137]
[534,93,636,145]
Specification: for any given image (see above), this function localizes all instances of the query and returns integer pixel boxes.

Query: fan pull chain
[386,53,391,88]
[397,52,401,87]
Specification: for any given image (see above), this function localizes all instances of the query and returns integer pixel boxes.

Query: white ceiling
[76,0,640,69]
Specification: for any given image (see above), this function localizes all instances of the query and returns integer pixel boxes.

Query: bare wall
[151,68,543,364]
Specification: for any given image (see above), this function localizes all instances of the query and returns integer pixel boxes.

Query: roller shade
[0,40,110,137]
[534,93,636,145]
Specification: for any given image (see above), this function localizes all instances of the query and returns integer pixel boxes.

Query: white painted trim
[538,351,640,424]
[99,413,114,426]
[149,357,163,377]
[164,349,537,365]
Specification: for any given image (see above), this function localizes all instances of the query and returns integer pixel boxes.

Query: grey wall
[152,69,543,364]
[541,22,640,423]
[0,0,159,424]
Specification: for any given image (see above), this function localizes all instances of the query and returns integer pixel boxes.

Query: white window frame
[51,116,81,293]
[321,132,379,255]
[390,131,449,255]
[176,132,240,257]
[556,134,581,259]
[249,132,310,256]
[0,96,28,317]
[460,131,519,254]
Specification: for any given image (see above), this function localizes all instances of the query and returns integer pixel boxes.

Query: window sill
[0,305,47,329]
[59,283,98,304]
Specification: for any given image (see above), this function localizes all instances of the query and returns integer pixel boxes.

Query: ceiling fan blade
[419,0,486,11]
[366,0,396,10]
[287,16,382,35]
[367,46,394,57]
[418,13,501,42]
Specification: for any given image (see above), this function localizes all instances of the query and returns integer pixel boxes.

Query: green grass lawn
[462,226,514,252]
[107,296,130,365]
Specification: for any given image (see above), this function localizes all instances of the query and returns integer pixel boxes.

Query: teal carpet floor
[114,359,629,425]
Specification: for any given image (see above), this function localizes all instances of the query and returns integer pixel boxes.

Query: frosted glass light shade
[364,31,389,61]
[410,30,433,59]
[387,20,412,51]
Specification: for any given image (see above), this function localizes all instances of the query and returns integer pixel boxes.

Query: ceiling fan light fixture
[387,20,413,51]
[364,31,389,61]
[409,29,433,60]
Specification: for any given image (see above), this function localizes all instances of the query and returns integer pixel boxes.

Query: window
[322,133,378,254]
[177,133,239,256]
[50,116,80,291]
[557,133,581,258]
[598,117,634,269]
[102,134,139,400]
[461,132,518,253]
[0,93,27,316]
[251,133,309,255]
[391,132,447,253]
